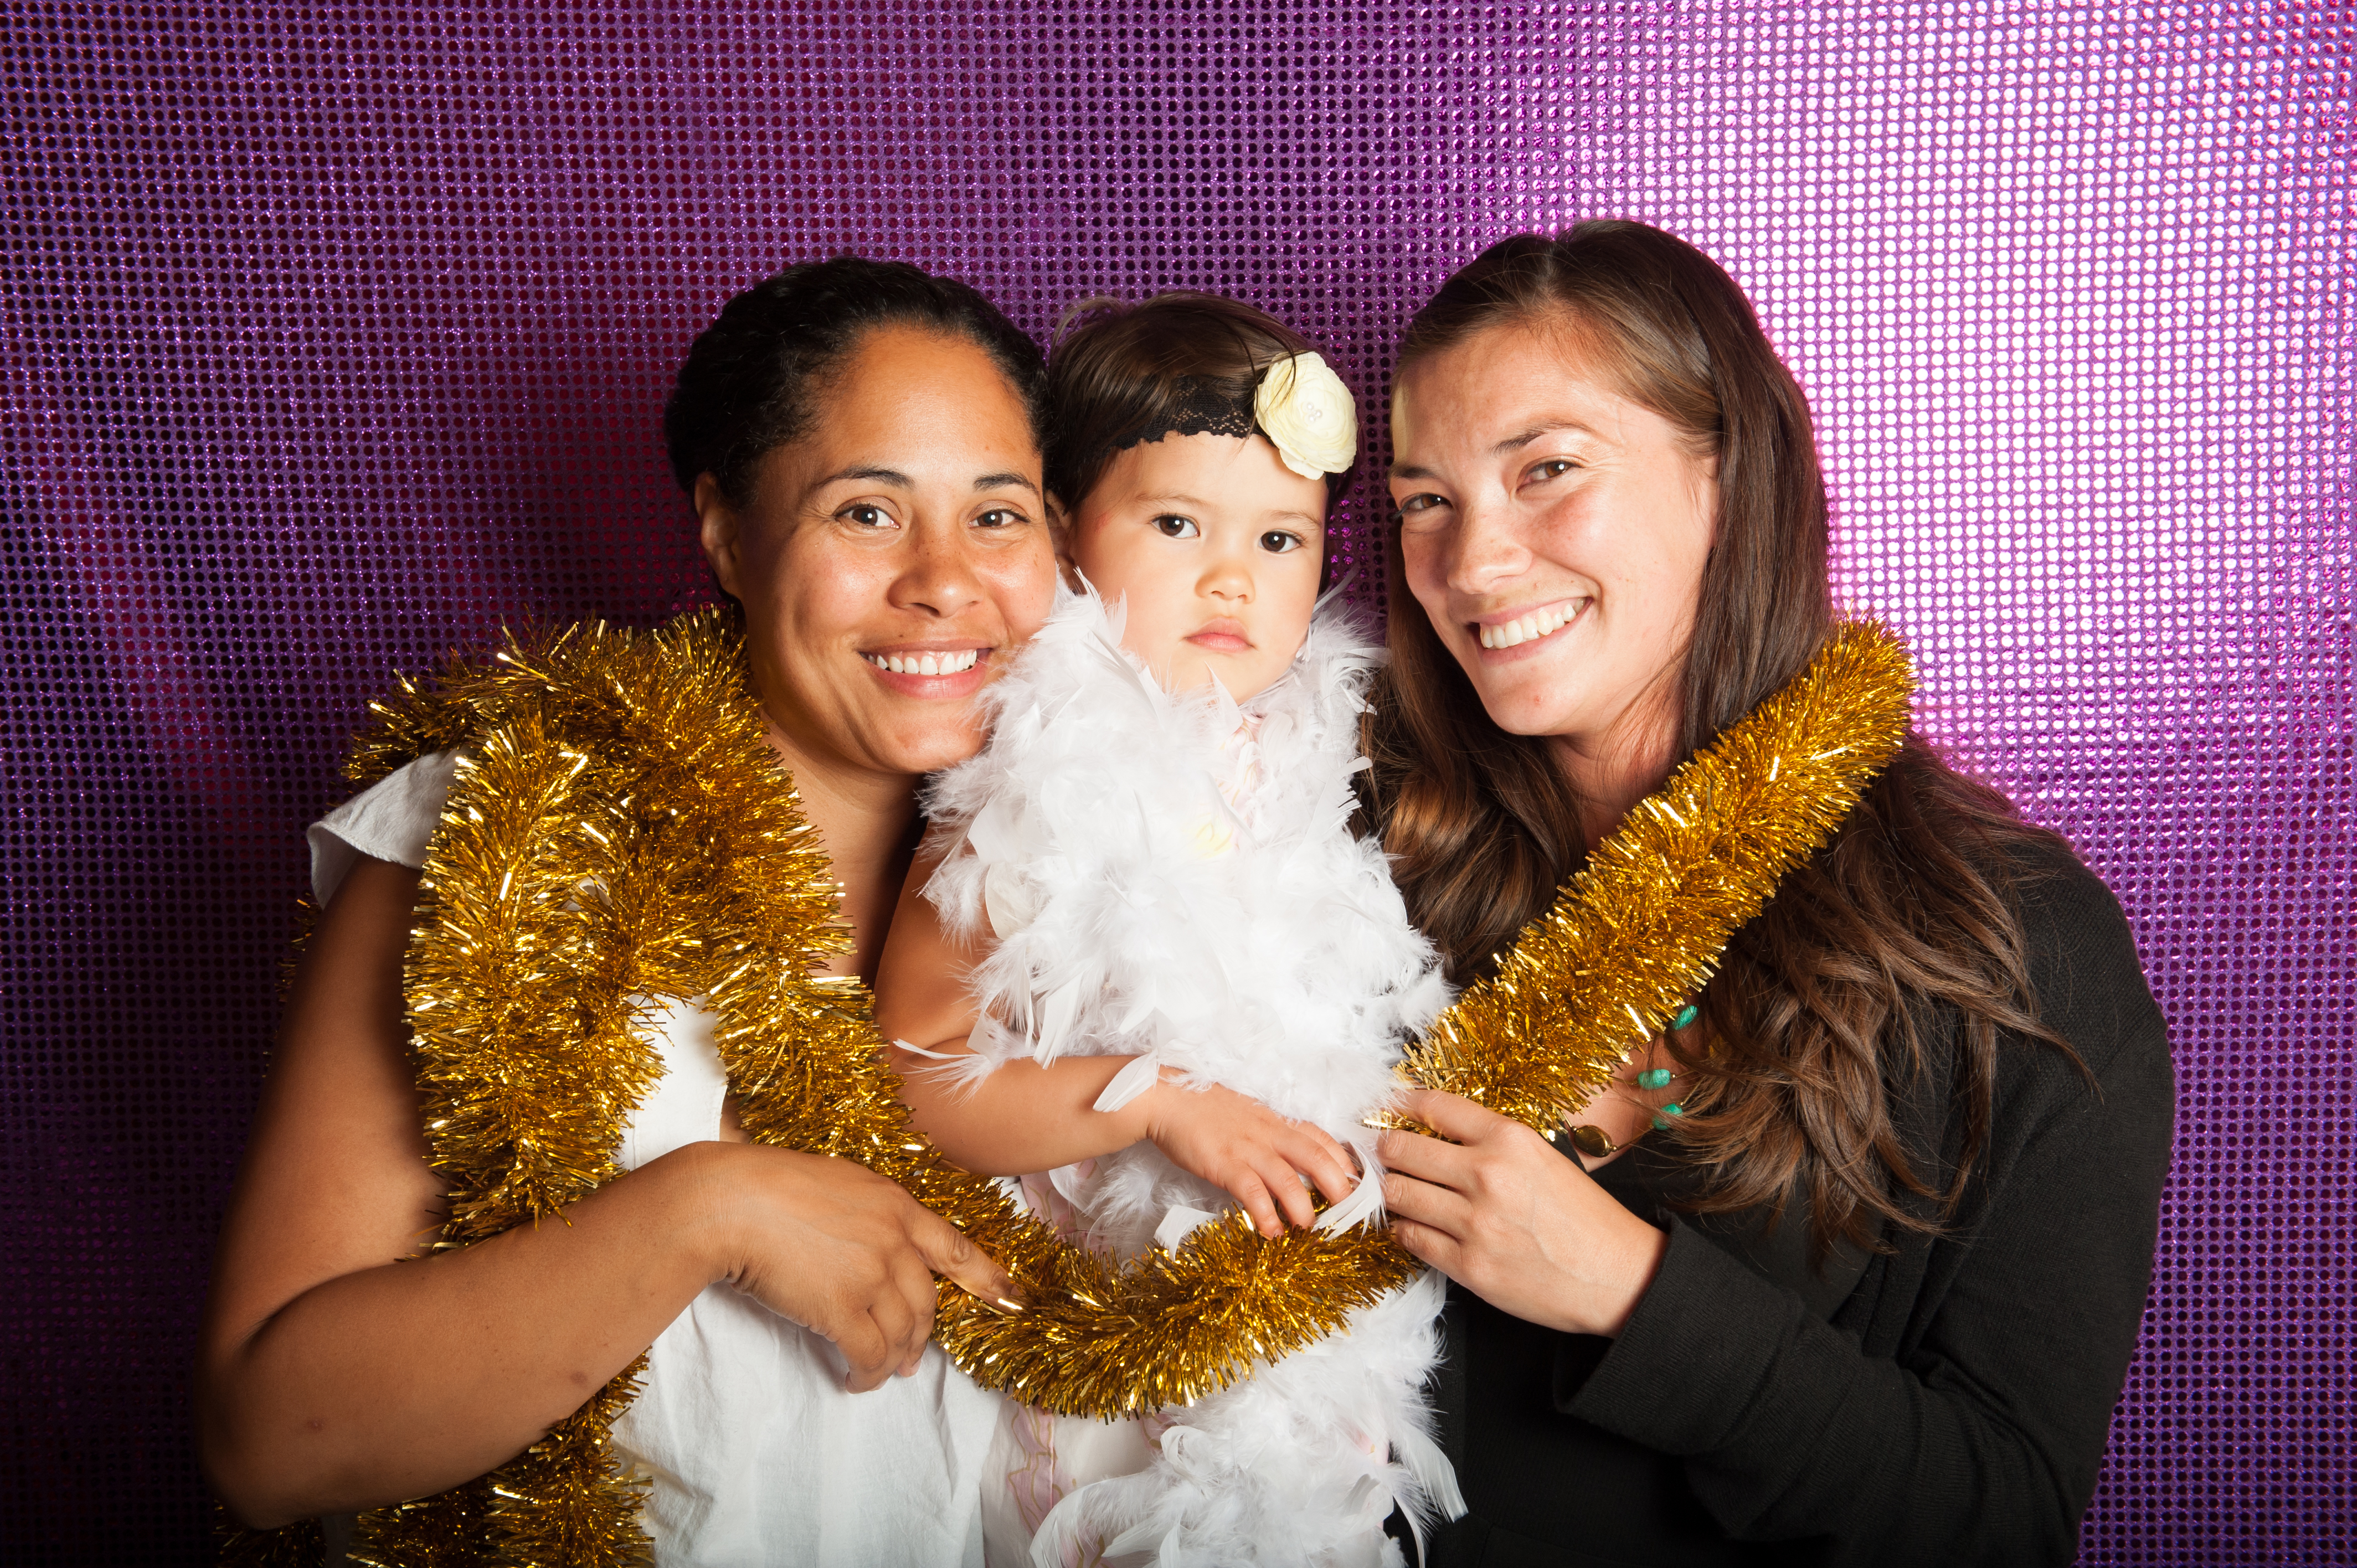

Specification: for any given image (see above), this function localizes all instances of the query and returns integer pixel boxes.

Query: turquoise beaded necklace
[1640,1002,1699,1128]
[1563,1002,1697,1160]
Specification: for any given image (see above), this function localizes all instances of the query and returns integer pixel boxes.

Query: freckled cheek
[786,576,863,643]
[1397,532,1453,618]
[1527,498,1616,576]
[768,564,892,674]
[979,556,1057,639]
[1616,530,1708,627]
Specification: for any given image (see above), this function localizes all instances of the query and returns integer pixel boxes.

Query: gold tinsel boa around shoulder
[224,609,1911,1567]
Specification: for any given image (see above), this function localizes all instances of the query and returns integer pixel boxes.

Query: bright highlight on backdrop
[3,2,2349,1562]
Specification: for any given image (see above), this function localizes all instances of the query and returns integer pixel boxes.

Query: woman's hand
[200,856,1023,1525]
[1143,1081,1361,1237]
[1379,1087,1668,1337]
[700,1142,1021,1389]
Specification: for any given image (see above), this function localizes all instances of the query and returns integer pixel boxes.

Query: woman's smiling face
[699,323,1058,780]
[1388,318,1716,770]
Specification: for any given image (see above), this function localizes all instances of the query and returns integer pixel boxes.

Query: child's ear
[1046,493,1083,590]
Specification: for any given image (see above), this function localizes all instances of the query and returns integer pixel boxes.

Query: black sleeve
[1561,859,2173,1566]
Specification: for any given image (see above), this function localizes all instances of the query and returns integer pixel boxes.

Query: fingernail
[994,1296,1026,1314]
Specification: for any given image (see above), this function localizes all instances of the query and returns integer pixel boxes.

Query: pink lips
[861,644,992,697]
[1186,618,1253,652]
[1470,598,1589,664]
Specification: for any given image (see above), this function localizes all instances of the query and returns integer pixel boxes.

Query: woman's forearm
[205,856,1013,1528]
[199,1142,727,1528]
[197,853,730,1526]
[1576,1023,2170,1563]
[892,1042,1154,1175]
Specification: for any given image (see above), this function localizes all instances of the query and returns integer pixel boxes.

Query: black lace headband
[1105,353,1357,481]
[1109,375,1258,453]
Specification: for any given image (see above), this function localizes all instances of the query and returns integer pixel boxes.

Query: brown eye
[1260,530,1304,554]
[842,503,895,529]
[1152,515,1201,539]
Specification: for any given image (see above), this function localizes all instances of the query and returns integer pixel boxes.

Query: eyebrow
[815,464,1041,499]
[817,463,911,488]
[1389,421,1599,478]
[1491,421,1597,455]
[825,462,905,486]
[1135,493,1324,528]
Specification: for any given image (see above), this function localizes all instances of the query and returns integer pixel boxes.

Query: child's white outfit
[921,584,1462,1568]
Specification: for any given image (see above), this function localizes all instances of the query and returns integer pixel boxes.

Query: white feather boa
[921,584,1463,1566]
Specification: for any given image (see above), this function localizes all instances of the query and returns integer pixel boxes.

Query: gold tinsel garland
[1400,619,1917,1125]
[225,610,1910,1567]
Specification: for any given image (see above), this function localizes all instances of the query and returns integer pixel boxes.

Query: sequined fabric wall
[4,3,2349,1561]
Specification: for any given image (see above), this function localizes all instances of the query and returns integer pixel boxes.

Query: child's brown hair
[1044,292,1352,517]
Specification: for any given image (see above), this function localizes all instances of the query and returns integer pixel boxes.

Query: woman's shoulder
[2004,829,2129,941]
[1998,830,2170,1089]
[1872,744,2164,1082]
[307,749,464,905]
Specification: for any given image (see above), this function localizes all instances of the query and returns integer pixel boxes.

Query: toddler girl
[876,293,1458,1567]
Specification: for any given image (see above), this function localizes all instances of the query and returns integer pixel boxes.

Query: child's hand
[1140,1081,1361,1238]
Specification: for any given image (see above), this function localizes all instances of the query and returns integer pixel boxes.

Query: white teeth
[866,649,980,675]
[1479,604,1579,650]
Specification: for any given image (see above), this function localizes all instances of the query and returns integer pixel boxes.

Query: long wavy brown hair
[1365,222,2073,1257]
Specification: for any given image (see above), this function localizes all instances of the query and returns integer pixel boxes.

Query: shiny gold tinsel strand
[235,611,1909,1565]
[348,1478,498,1568]
[1402,621,1916,1128]
[303,612,1417,1565]
[217,1508,323,1568]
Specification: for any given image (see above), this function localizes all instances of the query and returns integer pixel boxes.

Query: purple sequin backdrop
[4,2,2350,1560]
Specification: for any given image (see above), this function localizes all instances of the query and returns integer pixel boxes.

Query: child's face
[1066,432,1326,701]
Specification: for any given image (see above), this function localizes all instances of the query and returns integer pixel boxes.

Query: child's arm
[875,840,1360,1239]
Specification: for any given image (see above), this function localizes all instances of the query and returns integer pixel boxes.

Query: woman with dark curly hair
[200,257,1051,1564]
[1369,222,2171,1567]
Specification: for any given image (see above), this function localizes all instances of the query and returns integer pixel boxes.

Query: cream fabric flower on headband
[1254,352,1357,479]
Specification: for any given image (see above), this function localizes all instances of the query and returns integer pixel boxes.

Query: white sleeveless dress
[309,754,1000,1567]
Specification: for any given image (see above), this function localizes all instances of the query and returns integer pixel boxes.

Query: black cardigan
[1416,842,2173,1568]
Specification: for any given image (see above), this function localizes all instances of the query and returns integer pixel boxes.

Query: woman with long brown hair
[1369,223,2171,1565]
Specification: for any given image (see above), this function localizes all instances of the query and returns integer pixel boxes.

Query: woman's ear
[694,473,746,599]
[1686,448,1721,548]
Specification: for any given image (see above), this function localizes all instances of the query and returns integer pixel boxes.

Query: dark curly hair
[665,255,1046,503]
